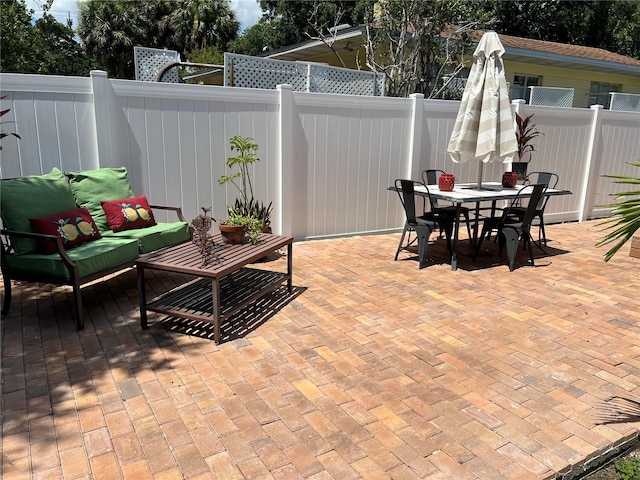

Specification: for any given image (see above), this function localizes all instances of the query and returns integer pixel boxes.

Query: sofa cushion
[101,194,157,232]
[0,167,78,254]
[30,207,101,254]
[102,221,190,253]
[4,236,139,281]
[65,167,134,232]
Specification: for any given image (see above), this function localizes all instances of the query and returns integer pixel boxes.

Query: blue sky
[26,0,262,33]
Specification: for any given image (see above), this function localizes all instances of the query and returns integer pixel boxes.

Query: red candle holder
[438,173,455,192]
[502,171,518,188]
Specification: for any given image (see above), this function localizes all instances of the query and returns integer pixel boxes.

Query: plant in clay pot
[228,198,273,233]
[218,135,273,242]
[223,212,263,245]
[513,112,543,180]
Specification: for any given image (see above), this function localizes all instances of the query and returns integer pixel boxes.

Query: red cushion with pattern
[30,207,101,254]
[101,195,157,232]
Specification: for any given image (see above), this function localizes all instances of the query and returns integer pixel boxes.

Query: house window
[589,82,620,108]
[511,75,540,103]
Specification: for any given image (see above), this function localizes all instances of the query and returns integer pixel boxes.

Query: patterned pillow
[101,195,157,232]
[30,207,101,254]
[1,167,77,254]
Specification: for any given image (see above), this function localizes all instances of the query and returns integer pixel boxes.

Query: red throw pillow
[101,194,157,232]
[30,207,101,254]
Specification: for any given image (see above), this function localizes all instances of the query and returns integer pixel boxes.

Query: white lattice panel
[134,46,180,83]
[225,54,308,90]
[308,64,383,96]
[224,53,383,96]
[441,76,467,99]
[529,86,574,108]
[610,92,640,112]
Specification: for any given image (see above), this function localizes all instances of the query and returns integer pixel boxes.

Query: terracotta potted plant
[513,113,543,181]
[228,197,273,233]
[218,135,272,244]
[219,212,263,245]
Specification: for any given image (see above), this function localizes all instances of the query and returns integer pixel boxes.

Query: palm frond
[597,162,640,261]
[594,396,640,424]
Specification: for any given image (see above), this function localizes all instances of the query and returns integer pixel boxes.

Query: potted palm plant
[513,113,543,181]
[218,135,272,244]
[596,161,640,261]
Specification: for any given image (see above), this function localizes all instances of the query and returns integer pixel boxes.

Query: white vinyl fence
[1,71,639,240]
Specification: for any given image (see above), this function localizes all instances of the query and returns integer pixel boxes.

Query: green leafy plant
[224,212,262,245]
[218,135,260,206]
[596,161,640,261]
[227,198,273,227]
[0,96,20,150]
[515,113,543,162]
[615,455,640,480]
[218,135,273,239]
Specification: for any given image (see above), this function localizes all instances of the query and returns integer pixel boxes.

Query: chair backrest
[421,169,444,208]
[506,183,546,234]
[395,179,426,226]
[422,169,444,186]
[524,171,559,210]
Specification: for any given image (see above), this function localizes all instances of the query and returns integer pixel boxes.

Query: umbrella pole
[477,161,484,189]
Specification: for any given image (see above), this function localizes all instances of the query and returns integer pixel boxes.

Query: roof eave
[505,47,640,75]
[265,27,365,59]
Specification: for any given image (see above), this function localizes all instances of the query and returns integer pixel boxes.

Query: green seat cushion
[102,221,190,253]
[65,167,134,232]
[0,168,77,254]
[5,236,140,281]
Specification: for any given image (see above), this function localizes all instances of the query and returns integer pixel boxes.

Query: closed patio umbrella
[447,31,517,188]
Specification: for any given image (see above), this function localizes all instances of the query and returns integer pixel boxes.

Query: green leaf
[596,162,640,261]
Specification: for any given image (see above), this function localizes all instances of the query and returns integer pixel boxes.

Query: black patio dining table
[392,181,572,271]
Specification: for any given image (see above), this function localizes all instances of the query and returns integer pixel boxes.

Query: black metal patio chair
[472,183,546,271]
[507,171,559,247]
[394,179,451,269]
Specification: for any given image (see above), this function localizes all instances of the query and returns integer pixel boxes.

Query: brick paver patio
[2,219,640,479]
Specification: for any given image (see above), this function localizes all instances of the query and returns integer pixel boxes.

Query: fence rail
[1,71,639,240]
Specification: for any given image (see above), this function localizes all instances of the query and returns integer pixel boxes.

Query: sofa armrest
[1,228,76,267]
[149,205,186,222]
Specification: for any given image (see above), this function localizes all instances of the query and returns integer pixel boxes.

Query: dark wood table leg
[212,279,221,344]
[287,243,293,292]
[138,266,148,329]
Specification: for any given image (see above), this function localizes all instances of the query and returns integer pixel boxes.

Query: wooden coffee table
[136,233,293,344]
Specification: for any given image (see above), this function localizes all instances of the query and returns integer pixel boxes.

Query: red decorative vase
[502,171,518,188]
[438,173,455,192]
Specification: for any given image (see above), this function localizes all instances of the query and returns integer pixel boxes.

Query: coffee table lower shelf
[143,267,289,343]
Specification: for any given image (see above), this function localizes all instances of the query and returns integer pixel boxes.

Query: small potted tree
[218,135,272,244]
[513,113,543,181]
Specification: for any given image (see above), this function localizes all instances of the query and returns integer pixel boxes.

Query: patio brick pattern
[2,220,640,479]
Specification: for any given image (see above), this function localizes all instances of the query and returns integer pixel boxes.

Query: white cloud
[26,0,79,26]
[27,0,262,33]
[230,0,262,32]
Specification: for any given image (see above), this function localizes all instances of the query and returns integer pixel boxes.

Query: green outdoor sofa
[0,166,190,330]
